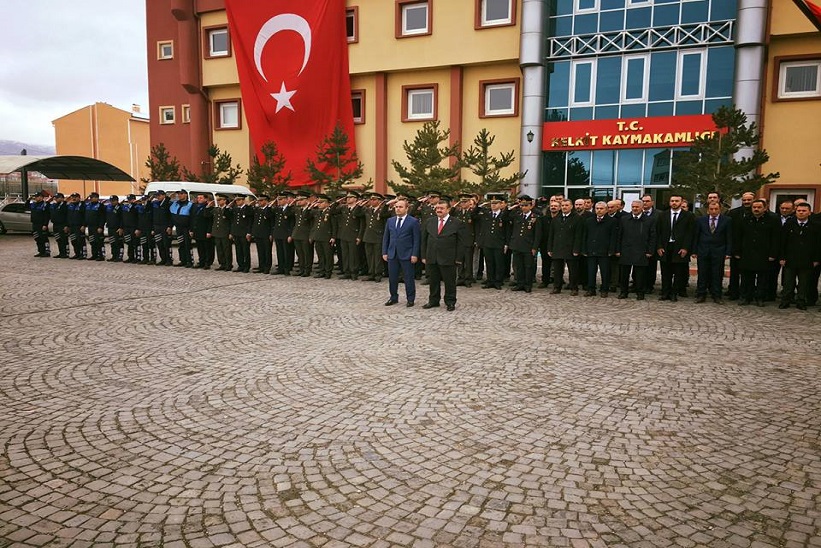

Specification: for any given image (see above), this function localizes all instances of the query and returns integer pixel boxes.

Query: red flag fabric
[795,0,821,30]
[225,0,355,184]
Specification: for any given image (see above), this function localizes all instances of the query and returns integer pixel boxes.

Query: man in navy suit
[382,198,420,307]
[421,197,468,311]
[692,201,732,304]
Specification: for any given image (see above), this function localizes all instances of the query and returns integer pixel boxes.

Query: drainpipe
[519,0,546,197]
[733,0,767,163]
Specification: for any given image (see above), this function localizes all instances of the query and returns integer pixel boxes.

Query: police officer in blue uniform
[84,192,106,261]
[66,193,86,259]
[49,193,69,258]
[169,189,194,267]
[25,192,51,257]
[104,195,124,261]
[121,194,140,263]
[151,190,173,265]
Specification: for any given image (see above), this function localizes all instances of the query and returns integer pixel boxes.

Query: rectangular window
[778,60,821,99]
[216,100,241,130]
[346,7,359,43]
[477,0,513,27]
[402,84,437,121]
[181,104,190,124]
[397,1,431,37]
[627,0,651,6]
[351,90,365,124]
[157,41,173,60]
[206,27,230,58]
[575,0,599,13]
[159,106,175,125]
[480,79,519,117]
[676,50,705,99]
[622,54,649,102]
[570,60,596,106]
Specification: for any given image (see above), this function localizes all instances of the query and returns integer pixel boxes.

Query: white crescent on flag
[253,13,313,113]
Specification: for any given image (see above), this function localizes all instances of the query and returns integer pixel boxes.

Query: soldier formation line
[22,187,821,311]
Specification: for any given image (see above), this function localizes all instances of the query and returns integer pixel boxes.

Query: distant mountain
[0,140,55,156]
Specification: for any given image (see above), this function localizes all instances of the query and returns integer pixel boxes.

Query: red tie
[437,218,444,234]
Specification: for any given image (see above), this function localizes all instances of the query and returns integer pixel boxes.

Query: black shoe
[524,287,532,293]
[511,287,525,292]
[446,304,455,311]
[233,268,243,272]
[696,296,706,303]
[406,301,414,307]
[739,299,751,306]
[712,297,724,304]
[384,299,398,306]
[617,293,627,299]
[797,303,807,310]
[636,294,645,300]
[670,295,678,302]
[658,296,671,301]
[755,300,765,307]
[422,303,439,309]
[778,302,790,309]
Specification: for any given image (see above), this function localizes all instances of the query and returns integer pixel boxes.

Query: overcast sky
[0,1,148,147]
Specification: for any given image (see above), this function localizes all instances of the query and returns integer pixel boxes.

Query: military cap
[346,190,361,198]
[487,193,506,202]
[316,193,330,201]
[277,190,295,197]
[126,194,136,200]
[109,195,119,201]
[155,189,166,195]
[385,194,396,200]
[366,192,384,199]
[215,194,228,200]
[296,190,312,198]
[257,194,270,200]
[459,193,473,200]
[427,190,441,198]
[518,194,534,203]
[54,192,65,199]
[89,192,100,198]
[177,188,188,194]
[439,195,453,203]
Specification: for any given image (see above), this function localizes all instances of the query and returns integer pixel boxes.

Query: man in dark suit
[725,191,755,299]
[778,203,820,310]
[641,194,660,293]
[735,199,780,306]
[616,200,656,300]
[506,195,541,293]
[421,197,468,311]
[580,201,617,297]
[382,198,421,307]
[656,194,696,301]
[547,199,583,295]
[692,201,732,304]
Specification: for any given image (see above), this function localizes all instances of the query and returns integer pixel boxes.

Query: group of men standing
[23,186,821,311]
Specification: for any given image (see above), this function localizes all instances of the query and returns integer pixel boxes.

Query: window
[575,0,599,13]
[159,106,175,125]
[480,79,519,117]
[397,1,431,38]
[205,27,230,58]
[622,54,649,102]
[676,50,705,99]
[570,59,596,106]
[778,60,821,99]
[181,104,190,124]
[402,84,437,121]
[216,100,241,130]
[477,0,513,28]
[346,7,359,43]
[157,41,173,60]
[351,90,365,124]
[627,0,651,5]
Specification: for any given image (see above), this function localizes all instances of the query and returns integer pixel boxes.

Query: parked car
[144,181,256,203]
[0,202,32,234]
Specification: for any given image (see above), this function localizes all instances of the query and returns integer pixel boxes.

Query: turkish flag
[226,0,356,184]
[794,0,821,31]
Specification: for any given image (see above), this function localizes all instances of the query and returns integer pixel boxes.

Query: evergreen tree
[247,141,292,196]
[672,105,779,201]
[142,143,181,190]
[460,128,525,196]
[182,145,243,185]
[390,120,462,196]
[306,122,364,193]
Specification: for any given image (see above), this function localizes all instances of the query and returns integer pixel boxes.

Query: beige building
[147,0,524,194]
[759,1,821,209]
[53,102,150,197]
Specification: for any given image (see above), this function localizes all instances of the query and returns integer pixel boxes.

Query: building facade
[759,0,821,209]
[52,102,150,196]
[146,0,524,193]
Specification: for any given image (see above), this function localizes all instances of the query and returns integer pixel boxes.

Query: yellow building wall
[461,62,523,187]
[386,68,452,187]
[348,0,520,75]
[54,103,149,197]
[762,36,821,187]
[200,11,239,87]
[351,75,377,185]
[209,85,251,187]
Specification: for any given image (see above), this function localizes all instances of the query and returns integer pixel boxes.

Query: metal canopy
[0,155,135,181]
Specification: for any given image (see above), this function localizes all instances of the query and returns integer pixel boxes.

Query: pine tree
[247,141,292,196]
[671,105,779,200]
[182,145,243,185]
[142,143,181,190]
[460,128,525,196]
[390,120,462,196]
[306,122,364,193]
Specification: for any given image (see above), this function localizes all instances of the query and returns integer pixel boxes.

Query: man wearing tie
[778,203,820,310]
[382,198,421,307]
[421,197,468,311]
[656,194,695,301]
[692,201,732,304]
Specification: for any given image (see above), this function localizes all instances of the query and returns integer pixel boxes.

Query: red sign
[225,0,356,183]
[542,114,718,151]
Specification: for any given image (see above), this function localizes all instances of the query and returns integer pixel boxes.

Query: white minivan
[144,181,256,202]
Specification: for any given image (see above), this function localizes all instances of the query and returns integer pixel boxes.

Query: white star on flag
[271,82,296,113]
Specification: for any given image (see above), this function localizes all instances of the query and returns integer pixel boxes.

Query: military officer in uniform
[207,194,233,271]
[334,191,364,280]
[252,195,274,273]
[452,194,479,287]
[507,195,541,293]
[271,191,296,275]
[230,196,254,273]
[308,194,337,278]
[362,192,391,282]
[476,194,507,290]
[290,191,314,277]
[190,194,214,269]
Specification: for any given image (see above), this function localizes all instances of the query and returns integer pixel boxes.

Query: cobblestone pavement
[1,235,820,548]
